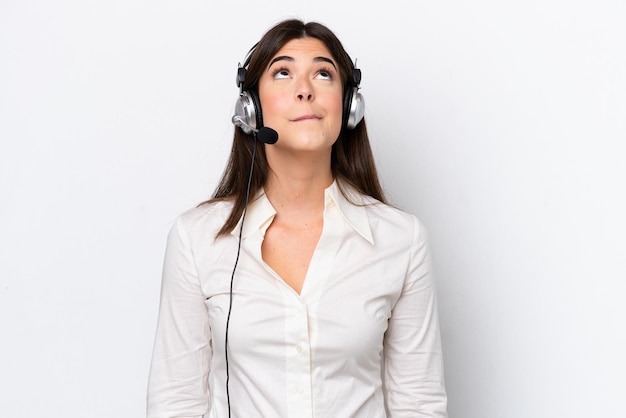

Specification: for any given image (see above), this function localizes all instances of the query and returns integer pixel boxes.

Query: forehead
[271,37,334,60]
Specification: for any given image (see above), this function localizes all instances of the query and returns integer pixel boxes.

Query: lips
[292,114,320,122]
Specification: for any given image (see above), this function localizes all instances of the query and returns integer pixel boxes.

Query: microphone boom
[232,115,278,145]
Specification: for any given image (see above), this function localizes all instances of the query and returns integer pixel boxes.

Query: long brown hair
[203,19,387,237]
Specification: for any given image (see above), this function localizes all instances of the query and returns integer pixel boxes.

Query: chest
[197,219,410,362]
[261,217,324,294]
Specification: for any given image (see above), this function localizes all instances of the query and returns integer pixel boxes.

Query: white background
[1,1,625,417]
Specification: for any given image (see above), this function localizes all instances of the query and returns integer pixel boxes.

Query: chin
[291,138,336,153]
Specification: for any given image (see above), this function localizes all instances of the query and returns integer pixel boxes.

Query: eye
[271,66,290,79]
[316,66,335,81]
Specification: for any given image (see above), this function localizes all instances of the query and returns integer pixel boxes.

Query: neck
[263,152,333,213]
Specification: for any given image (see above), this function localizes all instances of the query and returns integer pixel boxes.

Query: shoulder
[337,181,427,245]
[170,199,234,244]
[340,182,420,231]
[366,201,425,239]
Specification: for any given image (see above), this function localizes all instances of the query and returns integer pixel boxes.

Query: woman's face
[258,37,344,155]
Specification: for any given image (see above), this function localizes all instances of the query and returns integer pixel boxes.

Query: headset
[232,42,366,134]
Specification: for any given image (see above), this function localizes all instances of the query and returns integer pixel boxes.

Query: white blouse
[147,181,447,417]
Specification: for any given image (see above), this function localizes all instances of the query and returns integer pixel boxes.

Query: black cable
[225,135,257,418]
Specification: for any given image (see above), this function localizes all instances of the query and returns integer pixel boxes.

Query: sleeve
[146,216,212,418]
[383,216,448,417]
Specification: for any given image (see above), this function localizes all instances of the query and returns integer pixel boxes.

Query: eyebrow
[268,55,338,70]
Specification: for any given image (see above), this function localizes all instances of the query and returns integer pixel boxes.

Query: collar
[230,180,374,244]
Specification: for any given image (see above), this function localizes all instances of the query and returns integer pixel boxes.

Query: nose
[297,92,312,101]
[296,79,314,101]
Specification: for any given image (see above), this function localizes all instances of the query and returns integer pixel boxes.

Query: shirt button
[295,386,304,395]
[295,344,303,354]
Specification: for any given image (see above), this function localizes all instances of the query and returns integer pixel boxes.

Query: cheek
[260,90,289,121]
[327,93,344,127]
[326,88,344,114]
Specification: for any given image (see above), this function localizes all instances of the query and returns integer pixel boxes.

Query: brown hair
[203,19,386,237]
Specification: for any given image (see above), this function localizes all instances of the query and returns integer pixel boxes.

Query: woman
[147,18,447,417]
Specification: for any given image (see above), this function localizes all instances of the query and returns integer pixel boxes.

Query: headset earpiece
[233,44,264,134]
[342,87,365,130]
[342,65,365,130]
[233,90,263,134]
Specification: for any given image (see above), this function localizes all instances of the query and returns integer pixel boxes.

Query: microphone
[231,115,279,144]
